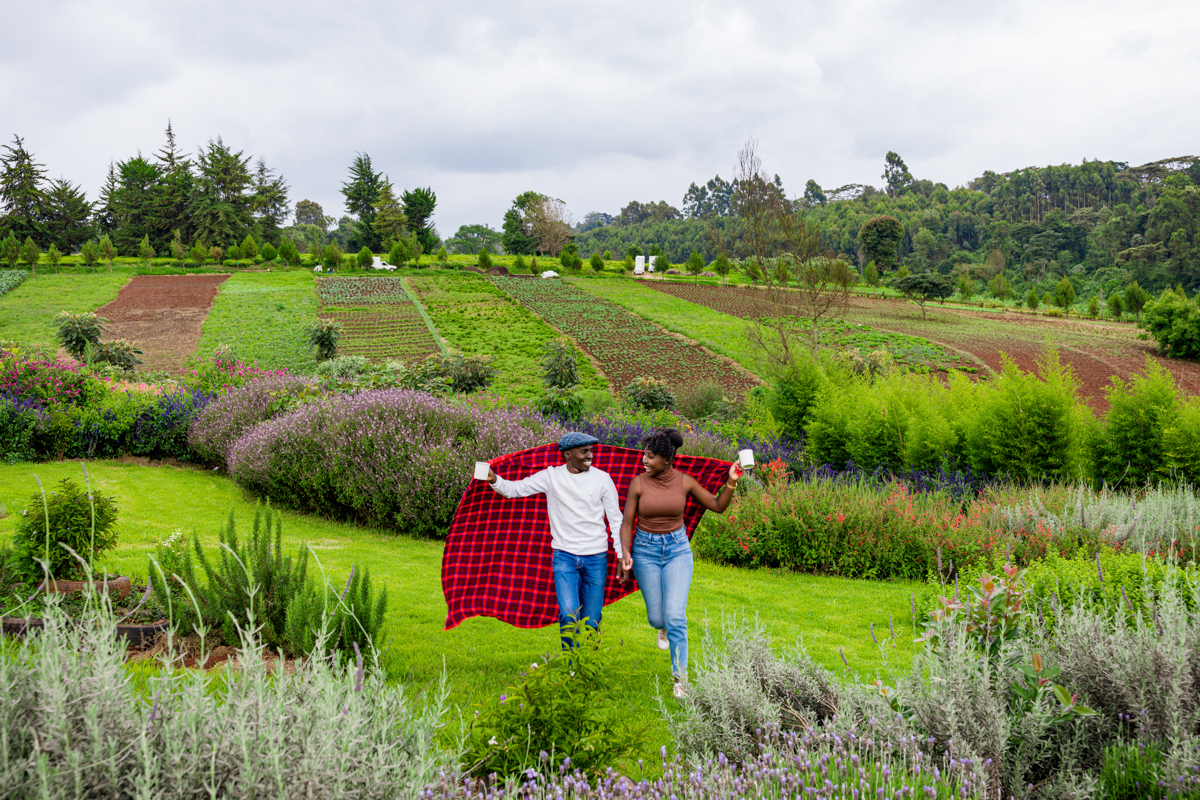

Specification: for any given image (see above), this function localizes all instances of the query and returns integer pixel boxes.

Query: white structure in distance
[541,270,560,278]
[634,255,645,274]
[647,255,657,272]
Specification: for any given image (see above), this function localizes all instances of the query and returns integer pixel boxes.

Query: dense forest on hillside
[576,154,1200,298]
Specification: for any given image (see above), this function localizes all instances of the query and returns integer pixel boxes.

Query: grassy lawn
[0,460,920,768]
[0,272,130,351]
[410,271,608,401]
[572,277,779,380]
[195,271,320,373]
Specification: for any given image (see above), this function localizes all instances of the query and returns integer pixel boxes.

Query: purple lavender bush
[189,375,319,466]
[228,389,563,537]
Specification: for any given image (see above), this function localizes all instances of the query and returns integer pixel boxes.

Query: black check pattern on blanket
[441,443,732,630]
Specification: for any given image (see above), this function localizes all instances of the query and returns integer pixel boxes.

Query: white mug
[473,461,491,480]
[737,449,755,469]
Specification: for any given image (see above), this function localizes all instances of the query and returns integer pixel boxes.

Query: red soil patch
[95,274,230,373]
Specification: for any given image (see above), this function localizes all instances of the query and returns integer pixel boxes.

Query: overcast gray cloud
[2,0,1197,238]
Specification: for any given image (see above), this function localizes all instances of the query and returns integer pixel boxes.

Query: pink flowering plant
[182,347,289,396]
[0,352,105,410]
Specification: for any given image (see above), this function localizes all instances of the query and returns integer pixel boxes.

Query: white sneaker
[673,679,688,700]
[656,629,669,651]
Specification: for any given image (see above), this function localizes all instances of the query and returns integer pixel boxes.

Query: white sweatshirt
[490,465,624,558]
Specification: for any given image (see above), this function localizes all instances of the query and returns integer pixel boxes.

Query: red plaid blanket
[442,443,732,629]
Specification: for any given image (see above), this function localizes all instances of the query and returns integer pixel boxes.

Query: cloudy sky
[3,0,1198,238]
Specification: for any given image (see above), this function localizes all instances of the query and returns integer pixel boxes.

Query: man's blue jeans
[551,550,608,649]
[630,527,693,679]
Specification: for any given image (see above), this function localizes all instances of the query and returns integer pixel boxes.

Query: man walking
[487,432,623,647]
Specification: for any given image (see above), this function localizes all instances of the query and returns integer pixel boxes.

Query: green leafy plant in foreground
[462,623,647,780]
[12,475,118,580]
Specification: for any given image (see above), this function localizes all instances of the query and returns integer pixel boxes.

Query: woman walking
[619,428,741,697]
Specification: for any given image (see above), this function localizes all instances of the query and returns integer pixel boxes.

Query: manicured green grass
[410,271,608,401]
[0,460,920,767]
[571,277,779,380]
[0,272,130,351]
[195,271,320,373]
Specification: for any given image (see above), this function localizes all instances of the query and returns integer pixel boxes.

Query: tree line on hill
[562,151,1200,300]
[0,126,441,267]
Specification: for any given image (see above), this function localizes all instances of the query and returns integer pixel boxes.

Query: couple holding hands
[484,428,742,697]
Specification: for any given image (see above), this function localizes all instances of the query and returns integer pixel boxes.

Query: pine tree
[152,120,194,250]
[371,180,407,248]
[401,187,438,254]
[251,158,289,246]
[0,136,48,245]
[46,243,62,272]
[95,161,119,237]
[190,137,253,247]
[43,178,94,253]
[341,153,383,252]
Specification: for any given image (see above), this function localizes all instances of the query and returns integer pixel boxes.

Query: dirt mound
[95,274,230,373]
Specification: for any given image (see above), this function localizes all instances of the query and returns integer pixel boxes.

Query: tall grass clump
[0,599,451,799]
[228,389,563,536]
[188,373,319,465]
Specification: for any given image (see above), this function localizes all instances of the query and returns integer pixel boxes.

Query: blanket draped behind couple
[441,443,731,630]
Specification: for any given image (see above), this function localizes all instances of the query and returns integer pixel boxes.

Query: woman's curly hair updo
[640,428,685,463]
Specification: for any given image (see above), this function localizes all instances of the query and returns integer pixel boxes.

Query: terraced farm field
[640,279,1200,412]
[642,281,973,375]
[316,276,441,363]
[493,276,758,394]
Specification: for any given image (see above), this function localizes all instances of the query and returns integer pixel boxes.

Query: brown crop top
[637,467,687,533]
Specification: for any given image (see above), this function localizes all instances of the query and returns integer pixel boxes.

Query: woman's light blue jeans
[631,526,693,679]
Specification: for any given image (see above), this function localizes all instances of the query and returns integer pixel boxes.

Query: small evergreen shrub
[541,340,579,390]
[50,312,107,360]
[622,377,675,411]
[306,318,342,361]
[12,476,118,580]
[477,249,493,270]
[435,353,496,393]
[589,252,604,272]
[675,381,727,420]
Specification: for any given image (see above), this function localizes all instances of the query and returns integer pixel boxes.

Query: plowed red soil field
[95,274,229,373]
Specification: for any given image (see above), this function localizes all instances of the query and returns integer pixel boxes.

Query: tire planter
[41,575,133,598]
[1,616,169,647]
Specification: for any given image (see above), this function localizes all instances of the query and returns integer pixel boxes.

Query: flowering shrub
[694,477,1007,580]
[432,727,983,799]
[67,388,215,460]
[228,389,564,537]
[0,353,105,409]
[181,347,289,395]
[188,374,319,465]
